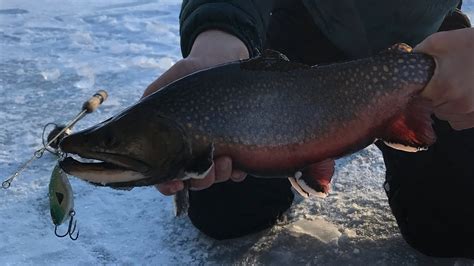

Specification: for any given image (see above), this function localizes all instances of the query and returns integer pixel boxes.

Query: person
[143,0,474,258]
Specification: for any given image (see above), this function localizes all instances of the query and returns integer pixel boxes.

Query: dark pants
[188,0,474,258]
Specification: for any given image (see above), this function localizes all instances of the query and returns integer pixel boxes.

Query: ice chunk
[110,43,151,54]
[288,218,342,245]
[40,68,60,81]
[70,31,94,47]
[131,56,174,69]
[74,66,95,89]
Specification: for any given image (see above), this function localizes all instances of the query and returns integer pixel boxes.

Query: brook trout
[59,44,436,195]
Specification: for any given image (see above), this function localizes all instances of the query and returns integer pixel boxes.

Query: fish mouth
[59,151,150,185]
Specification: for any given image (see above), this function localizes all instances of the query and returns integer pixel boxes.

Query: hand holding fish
[415,27,474,130]
[143,30,249,195]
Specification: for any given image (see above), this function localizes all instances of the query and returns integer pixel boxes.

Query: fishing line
[2,90,108,189]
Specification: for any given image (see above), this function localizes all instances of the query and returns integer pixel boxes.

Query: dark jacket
[179,0,460,58]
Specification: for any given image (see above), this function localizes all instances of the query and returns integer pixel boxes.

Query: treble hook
[54,210,79,240]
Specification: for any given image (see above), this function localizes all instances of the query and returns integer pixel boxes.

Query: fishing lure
[1,90,108,241]
[49,163,79,240]
[2,90,108,189]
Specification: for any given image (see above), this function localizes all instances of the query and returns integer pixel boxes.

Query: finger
[155,180,184,196]
[413,31,450,55]
[189,166,216,190]
[419,76,450,107]
[435,111,474,130]
[450,119,474,130]
[435,110,469,122]
[414,34,451,107]
[214,156,233,182]
[142,60,199,98]
[142,69,180,98]
[435,98,474,115]
[231,169,247,182]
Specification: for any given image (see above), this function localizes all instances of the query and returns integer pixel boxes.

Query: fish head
[59,107,191,188]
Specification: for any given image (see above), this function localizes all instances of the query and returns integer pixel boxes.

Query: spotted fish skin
[59,44,436,189]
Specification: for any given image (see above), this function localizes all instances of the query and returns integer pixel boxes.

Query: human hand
[414,28,474,130]
[142,30,250,195]
[142,30,250,97]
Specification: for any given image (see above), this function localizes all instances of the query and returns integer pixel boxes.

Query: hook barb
[54,211,79,240]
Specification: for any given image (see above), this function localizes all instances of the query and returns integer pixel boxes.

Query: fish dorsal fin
[383,43,413,54]
[261,49,290,61]
[240,49,311,71]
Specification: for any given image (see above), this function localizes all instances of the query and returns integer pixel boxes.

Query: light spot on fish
[383,65,389,72]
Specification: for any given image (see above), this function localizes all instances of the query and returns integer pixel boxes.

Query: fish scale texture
[148,50,434,148]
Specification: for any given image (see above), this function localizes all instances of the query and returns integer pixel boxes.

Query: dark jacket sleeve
[179,0,274,57]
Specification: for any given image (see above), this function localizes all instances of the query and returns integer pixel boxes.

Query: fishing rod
[2,90,108,189]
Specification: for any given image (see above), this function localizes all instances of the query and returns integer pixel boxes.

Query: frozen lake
[1,0,473,264]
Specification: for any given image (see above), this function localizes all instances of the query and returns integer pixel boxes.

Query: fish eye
[103,131,119,147]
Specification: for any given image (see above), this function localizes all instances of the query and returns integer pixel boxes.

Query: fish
[58,43,436,196]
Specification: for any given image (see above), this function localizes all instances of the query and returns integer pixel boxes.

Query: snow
[0,0,473,264]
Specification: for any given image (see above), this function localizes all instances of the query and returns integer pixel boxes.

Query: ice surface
[288,218,341,245]
[1,0,473,264]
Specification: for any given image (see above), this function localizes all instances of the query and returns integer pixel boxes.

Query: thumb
[142,59,202,98]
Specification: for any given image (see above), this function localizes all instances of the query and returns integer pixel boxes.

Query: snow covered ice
[1,0,473,264]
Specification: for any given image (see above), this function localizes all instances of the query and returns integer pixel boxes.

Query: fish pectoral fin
[289,159,335,198]
[183,143,214,180]
[174,186,189,217]
[382,96,436,152]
